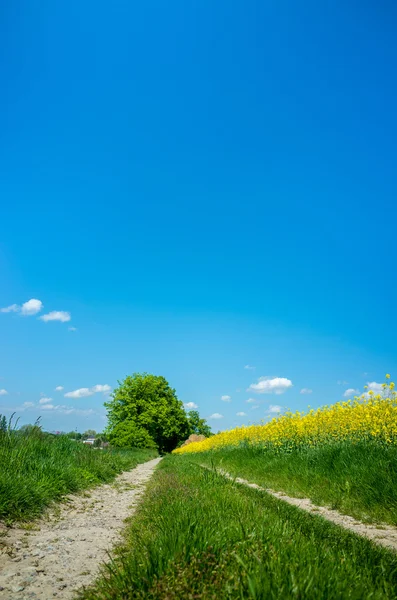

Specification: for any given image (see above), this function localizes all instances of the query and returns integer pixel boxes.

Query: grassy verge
[79,455,397,600]
[0,428,158,522]
[187,441,397,525]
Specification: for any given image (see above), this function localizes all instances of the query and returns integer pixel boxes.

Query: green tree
[105,373,189,453]
[187,410,212,437]
[82,429,96,440]
[66,431,82,440]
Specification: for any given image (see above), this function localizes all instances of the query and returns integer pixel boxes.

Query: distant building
[83,437,96,445]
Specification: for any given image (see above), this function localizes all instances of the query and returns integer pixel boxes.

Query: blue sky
[1,1,396,433]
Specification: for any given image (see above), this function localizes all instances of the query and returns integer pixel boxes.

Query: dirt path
[0,457,162,600]
[209,467,397,552]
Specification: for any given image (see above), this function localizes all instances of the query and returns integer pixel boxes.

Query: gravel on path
[0,457,162,600]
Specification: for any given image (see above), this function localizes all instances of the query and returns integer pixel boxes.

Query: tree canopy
[105,373,191,453]
[82,429,97,439]
[186,410,212,437]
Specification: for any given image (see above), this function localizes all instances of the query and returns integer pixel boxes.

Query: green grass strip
[0,431,158,521]
[186,441,397,525]
[79,455,397,600]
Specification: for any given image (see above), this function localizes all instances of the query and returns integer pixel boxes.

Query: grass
[79,455,397,600]
[188,441,397,525]
[0,425,158,522]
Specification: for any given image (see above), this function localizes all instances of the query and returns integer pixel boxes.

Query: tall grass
[189,441,397,524]
[79,456,397,600]
[0,419,157,521]
[173,378,397,524]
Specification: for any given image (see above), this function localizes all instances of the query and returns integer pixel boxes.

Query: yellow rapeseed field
[174,377,397,454]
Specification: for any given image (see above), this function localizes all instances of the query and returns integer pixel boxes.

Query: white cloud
[22,402,35,408]
[1,298,43,316]
[251,405,260,410]
[367,382,384,394]
[55,386,64,392]
[68,326,77,332]
[248,376,293,395]
[244,365,256,370]
[64,387,92,398]
[343,388,359,398]
[236,412,247,416]
[91,384,111,393]
[0,304,19,313]
[61,407,95,416]
[39,311,71,323]
[246,398,257,403]
[0,389,8,396]
[64,384,111,399]
[21,299,43,315]
[221,395,231,402]
[38,403,96,416]
[209,413,223,419]
[184,402,198,409]
[39,397,53,405]
[300,388,313,394]
[268,404,283,413]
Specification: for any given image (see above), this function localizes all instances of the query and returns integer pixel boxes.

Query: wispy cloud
[55,386,64,392]
[22,402,35,408]
[0,389,8,396]
[39,311,71,323]
[268,404,283,413]
[343,388,359,398]
[64,384,111,399]
[246,398,257,403]
[209,413,223,419]
[39,403,96,416]
[248,377,293,395]
[337,380,348,385]
[236,412,247,416]
[1,298,43,316]
[221,395,231,402]
[39,397,53,405]
[300,388,313,394]
[244,365,256,370]
[0,304,19,313]
[251,405,260,410]
[184,402,198,409]
[61,407,96,416]
[68,326,77,332]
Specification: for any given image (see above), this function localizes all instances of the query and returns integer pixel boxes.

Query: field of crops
[175,378,397,454]
[173,378,397,526]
